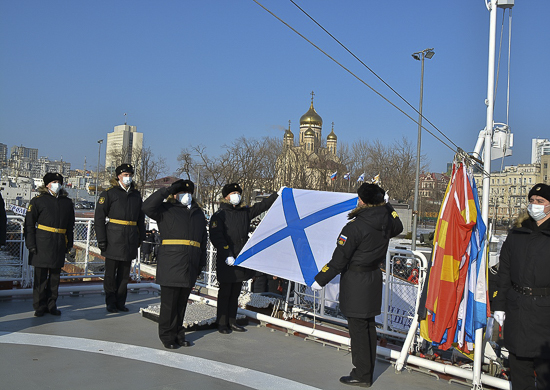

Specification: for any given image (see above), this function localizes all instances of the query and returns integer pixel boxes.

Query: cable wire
[288,0,461,151]
[251,0,458,154]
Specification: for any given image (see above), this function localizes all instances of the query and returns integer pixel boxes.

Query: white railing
[3,215,426,340]
[289,247,429,340]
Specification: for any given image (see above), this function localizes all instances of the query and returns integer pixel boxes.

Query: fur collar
[219,197,248,208]
[347,202,386,219]
[109,177,136,191]
[37,185,69,197]
[513,210,530,228]
[166,194,203,208]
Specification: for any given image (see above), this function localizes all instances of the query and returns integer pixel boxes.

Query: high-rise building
[0,143,7,168]
[10,145,38,161]
[104,124,143,173]
[531,138,550,164]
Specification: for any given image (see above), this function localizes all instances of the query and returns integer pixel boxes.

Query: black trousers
[103,259,131,308]
[33,267,61,311]
[509,352,550,390]
[158,286,192,345]
[216,281,242,326]
[347,316,377,384]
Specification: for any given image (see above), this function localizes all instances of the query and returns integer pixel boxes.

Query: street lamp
[94,139,103,208]
[411,48,434,251]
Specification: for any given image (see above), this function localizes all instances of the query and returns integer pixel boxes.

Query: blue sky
[1,0,549,175]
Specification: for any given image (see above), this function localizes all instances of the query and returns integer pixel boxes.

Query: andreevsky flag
[234,188,357,286]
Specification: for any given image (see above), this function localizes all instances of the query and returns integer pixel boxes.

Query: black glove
[98,242,107,251]
[167,179,187,195]
[68,247,76,257]
[29,247,38,255]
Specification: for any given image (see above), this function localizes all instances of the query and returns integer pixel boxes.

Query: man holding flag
[313,183,403,388]
[209,183,279,334]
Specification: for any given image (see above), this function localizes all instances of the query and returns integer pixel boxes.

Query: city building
[0,143,8,169]
[104,124,143,173]
[7,145,39,177]
[473,161,546,225]
[531,138,550,164]
[276,93,344,190]
[418,172,450,219]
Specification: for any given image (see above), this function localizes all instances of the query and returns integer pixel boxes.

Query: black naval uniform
[315,203,403,385]
[24,187,75,314]
[142,186,207,347]
[492,216,550,389]
[209,193,278,329]
[95,179,145,311]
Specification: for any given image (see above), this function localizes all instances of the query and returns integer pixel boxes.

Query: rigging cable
[251,0,458,155]
[288,0,460,151]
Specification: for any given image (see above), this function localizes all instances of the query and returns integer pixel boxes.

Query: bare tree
[348,137,426,202]
[107,145,167,191]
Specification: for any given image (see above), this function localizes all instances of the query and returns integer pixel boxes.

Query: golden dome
[327,123,337,140]
[284,121,294,139]
[300,102,323,126]
[284,129,294,139]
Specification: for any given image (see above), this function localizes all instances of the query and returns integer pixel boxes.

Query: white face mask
[49,183,61,194]
[122,176,133,186]
[527,203,549,221]
[229,193,241,205]
[177,193,192,206]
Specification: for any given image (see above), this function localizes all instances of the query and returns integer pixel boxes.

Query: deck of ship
[0,286,465,390]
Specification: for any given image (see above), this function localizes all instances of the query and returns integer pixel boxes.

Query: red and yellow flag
[422,163,477,349]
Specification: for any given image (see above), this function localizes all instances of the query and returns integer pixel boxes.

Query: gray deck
[0,287,463,390]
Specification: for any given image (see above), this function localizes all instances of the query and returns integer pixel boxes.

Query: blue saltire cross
[235,188,357,286]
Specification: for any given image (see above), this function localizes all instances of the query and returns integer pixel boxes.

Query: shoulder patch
[211,220,218,228]
[27,204,32,212]
[391,211,398,218]
[223,245,229,250]
[321,264,330,273]
[493,291,498,298]
[337,234,347,246]
[99,197,105,204]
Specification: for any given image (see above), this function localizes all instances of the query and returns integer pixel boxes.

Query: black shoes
[339,376,371,388]
[163,343,180,350]
[177,338,191,347]
[106,304,118,313]
[229,323,247,332]
[117,306,129,312]
[34,307,61,317]
[218,325,231,334]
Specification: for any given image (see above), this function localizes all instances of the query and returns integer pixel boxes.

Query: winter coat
[24,187,75,269]
[492,215,550,358]
[315,203,403,318]
[94,179,146,261]
[209,192,278,283]
[142,187,207,288]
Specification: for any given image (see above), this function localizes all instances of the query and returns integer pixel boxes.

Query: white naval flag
[234,188,358,286]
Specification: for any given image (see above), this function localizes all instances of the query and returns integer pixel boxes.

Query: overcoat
[315,203,403,318]
[24,187,75,269]
[209,193,277,283]
[492,214,550,358]
[142,187,207,288]
[94,179,146,261]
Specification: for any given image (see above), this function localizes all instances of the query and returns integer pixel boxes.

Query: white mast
[472,0,514,388]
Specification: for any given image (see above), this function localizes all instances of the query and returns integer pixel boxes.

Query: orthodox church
[276,93,345,190]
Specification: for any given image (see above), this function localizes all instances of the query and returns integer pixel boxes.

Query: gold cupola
[300,92,323,127]
[327,122,337,140]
